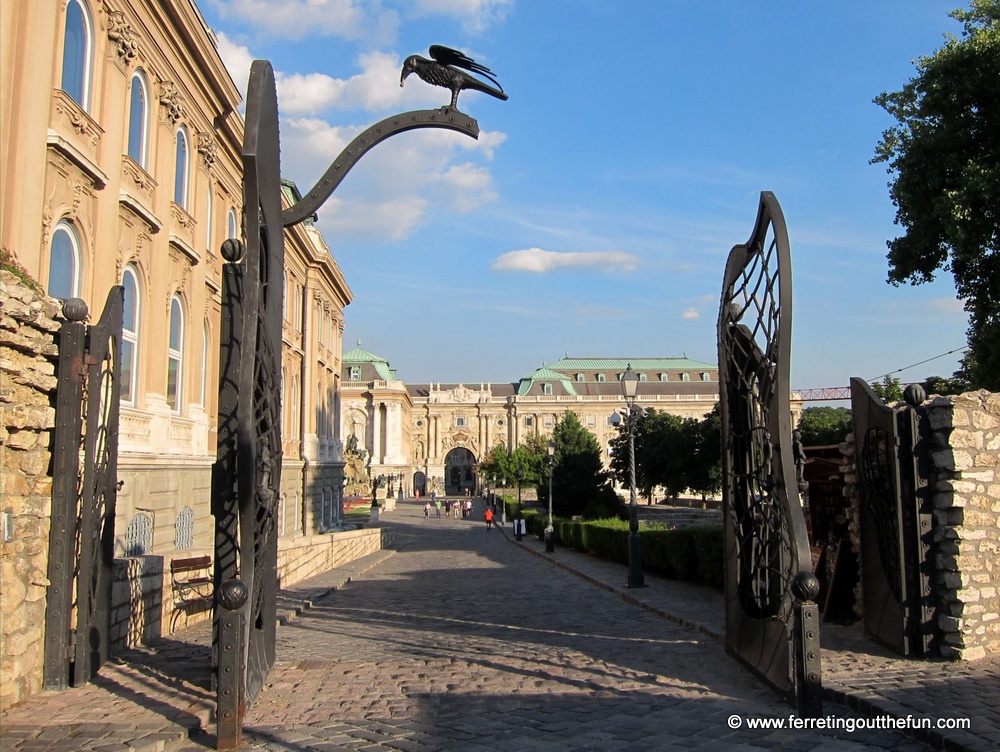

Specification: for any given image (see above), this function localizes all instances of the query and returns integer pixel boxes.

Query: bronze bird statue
[400,45,508,111]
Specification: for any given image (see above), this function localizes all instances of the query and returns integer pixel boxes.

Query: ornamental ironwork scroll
[717,192,821,715]
[850,379,934,656]
[211,57,483,748]
[43,288,123,690]
[212,60,284,731]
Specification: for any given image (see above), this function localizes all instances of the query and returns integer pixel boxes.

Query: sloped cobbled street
[238,499,930,752]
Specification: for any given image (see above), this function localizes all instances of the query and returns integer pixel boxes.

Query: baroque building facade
[341,347,720,496]
[1,0,351,557]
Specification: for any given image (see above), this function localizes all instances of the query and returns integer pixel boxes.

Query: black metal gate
[717,192,821,714]
[211,60,284,738]
[850,378,934,655]
[43,288,124,689]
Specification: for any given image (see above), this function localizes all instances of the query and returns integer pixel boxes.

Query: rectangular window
[525,416,534,427]
[456,416,466,427]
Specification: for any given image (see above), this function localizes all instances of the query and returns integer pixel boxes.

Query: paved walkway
[1,498,997,751]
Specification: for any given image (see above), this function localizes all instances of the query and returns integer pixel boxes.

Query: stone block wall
[276,527,393,591]
[840,390,1000,660]
[0,270,61,710]
[924,391,1000,660]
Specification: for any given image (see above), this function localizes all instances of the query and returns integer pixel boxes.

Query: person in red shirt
[484,507,494,530]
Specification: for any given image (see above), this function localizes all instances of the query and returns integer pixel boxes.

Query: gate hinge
[65,629,77,659]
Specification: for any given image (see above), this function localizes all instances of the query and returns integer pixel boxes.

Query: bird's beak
[400,66,412,86]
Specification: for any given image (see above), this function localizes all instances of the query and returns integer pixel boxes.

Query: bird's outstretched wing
[429,45,504,93]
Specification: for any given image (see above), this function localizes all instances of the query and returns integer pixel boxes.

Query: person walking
[424,501,430,518]
[435,499,442,518]
[484,507,494,530]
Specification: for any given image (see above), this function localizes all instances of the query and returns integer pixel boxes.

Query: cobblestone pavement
[236,501,929,751]
[2,497,996,751]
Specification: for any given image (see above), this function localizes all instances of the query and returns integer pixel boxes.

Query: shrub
[527,515,724,590]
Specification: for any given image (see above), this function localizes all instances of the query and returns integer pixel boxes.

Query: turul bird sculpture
[400,45,508,111]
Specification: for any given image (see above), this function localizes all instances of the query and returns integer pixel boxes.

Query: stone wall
[840,390,1000,660]
[924,391,1000,660]
[0,269,61,710]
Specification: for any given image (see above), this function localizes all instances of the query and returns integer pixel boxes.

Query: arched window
[121,265,140,405]
[125,513,152,556]
[227,208,238,239]
[174,506,194,550]
[61,0,92,110]
[48,221,82,299]
[167,295,184,412]
[127,70,149,167]
[173,127,190,208]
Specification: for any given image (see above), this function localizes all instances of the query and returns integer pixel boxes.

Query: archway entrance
[413,471,426,497]
[444,447,476,495]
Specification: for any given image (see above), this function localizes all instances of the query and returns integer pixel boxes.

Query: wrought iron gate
[43,288,124,689]
[212,60,284,731]
[717,192,821,714]
[850,378,934,655]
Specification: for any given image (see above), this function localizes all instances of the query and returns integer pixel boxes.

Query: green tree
[870,375,905,403]
[797,406,853,446]
[687,403,723,499]
[545,411,610,518]
[872,1,1000,389]
[921,374,970,396]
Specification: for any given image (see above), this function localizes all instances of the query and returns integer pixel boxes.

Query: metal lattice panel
[718,193,820,714]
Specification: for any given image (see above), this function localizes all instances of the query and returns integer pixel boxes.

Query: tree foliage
[797,406,853,447]
[543,411,611,518]
[872,1,1000,389]
[609,405,722,502]
[870,375,905,403]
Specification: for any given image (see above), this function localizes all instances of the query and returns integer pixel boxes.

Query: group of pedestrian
[420,495,477,521]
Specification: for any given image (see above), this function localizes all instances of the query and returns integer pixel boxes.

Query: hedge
[518,512,723,590]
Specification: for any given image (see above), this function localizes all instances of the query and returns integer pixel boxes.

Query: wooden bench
[169,555,213,633]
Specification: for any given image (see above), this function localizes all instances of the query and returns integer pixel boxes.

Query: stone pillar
[0,270,61,710]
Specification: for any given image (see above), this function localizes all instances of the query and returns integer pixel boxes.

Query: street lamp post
[621,365,645,588]
[515,468,524,541]
[500,477,507,525]
[545,440,555,553]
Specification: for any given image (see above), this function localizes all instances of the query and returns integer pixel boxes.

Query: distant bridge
[791,387,852,402]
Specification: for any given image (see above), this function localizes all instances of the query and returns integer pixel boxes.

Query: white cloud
[491,248,639,274]
[430,163,497,212]
[214,32,255,99]
[411,0,513,33]
[208,0,400,43]
[320,196,427,242]
[682,308,701,320]
[276,52,413,114]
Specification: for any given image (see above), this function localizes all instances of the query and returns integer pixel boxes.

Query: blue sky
[199,0,971,392]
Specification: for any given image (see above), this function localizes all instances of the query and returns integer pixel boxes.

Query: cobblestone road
[240,501,930,751]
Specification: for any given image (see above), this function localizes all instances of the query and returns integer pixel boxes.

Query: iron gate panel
[43,288,123,689]
[717,193,821,714]
[212,59,283,709]
[850,377,934,656]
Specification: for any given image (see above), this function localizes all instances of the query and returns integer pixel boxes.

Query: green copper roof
[517,366,578,396]
[343,341,396,380]
[551,356,717,371]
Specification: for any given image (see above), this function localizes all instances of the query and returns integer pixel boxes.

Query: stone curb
[275,548,397,626]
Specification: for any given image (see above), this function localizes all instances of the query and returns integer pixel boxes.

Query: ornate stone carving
[159,81,183,125]
[106,10,139,64]
[197,131,217,169]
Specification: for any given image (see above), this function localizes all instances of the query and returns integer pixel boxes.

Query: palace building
[1,0,351,556]
[341,346,720,496]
